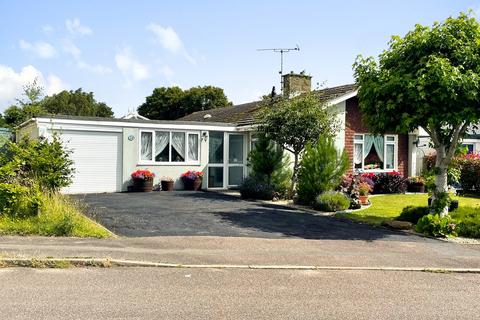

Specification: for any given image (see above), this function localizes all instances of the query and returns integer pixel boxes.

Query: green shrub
[239,177,275,200]
[0,183,41,218]
[297,136,349,205]
[0,136,74,191]
[247,135,292,198]
[397,206,429,223]
[314,191,350,212]
[415,214,457,237]
[451,206,480,238]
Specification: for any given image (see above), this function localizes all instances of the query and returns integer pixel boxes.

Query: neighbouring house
[16,72,426,194]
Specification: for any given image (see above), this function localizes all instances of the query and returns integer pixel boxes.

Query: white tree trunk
[432,145,449,217]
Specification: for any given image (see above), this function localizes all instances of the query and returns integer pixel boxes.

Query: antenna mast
[257,45,300,92]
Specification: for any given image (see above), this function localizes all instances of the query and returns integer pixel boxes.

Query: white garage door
[56,130,123,194]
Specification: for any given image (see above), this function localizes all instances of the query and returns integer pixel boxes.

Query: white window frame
[353,133,398,172]
[138,129,200,165]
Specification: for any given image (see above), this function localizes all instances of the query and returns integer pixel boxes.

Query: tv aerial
[257,45,300,92]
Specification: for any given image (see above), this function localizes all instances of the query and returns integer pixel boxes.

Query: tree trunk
[290,153,299,193]
[431,146,449,217]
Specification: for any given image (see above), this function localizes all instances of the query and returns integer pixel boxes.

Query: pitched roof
[179,83,357,126]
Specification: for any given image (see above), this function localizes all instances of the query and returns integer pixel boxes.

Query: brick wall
[345,97,408,177]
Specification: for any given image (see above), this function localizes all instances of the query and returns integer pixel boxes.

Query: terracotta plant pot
[184,177,202,191]
[408,183,425,193]
[161,180,174,191]
[359,195,369,205]
[133,178,153,192]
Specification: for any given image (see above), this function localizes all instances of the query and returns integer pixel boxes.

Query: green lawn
[336,194,480,225]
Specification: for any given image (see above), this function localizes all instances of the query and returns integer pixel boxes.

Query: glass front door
[227,134,245,187]
[207,132,246,189]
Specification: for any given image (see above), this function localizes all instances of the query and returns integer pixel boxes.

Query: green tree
[247,135,291,194]
[138,86,231,120]
[3,79,45,126]
[354,12,480,216]
[256,92,339,191]
[41,89,113,118]
[297,136,349,205]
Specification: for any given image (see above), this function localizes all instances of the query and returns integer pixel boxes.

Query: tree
[247,134,291,194]
[297,136,349,204]
[256,92,339,191]
[2,85,113,127]
[3,79,45,126]
[41,89,113,118]
[138,86,232,120]
[353,12,480,216]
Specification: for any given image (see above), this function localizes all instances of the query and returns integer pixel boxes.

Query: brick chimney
[282,71,312,97]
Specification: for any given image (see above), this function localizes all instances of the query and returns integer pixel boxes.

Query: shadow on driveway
[76,191,423,242]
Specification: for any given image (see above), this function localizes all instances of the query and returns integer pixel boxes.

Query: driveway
[77,191,424,240]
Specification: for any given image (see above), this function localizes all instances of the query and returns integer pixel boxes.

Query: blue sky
[0,0,478,116]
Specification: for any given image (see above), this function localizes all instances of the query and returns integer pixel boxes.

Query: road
[1,267,479,319]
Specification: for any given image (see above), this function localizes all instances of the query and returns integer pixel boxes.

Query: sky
[1,0,479,116]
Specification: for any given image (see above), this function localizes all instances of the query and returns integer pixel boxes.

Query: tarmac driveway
[78,191,424,240]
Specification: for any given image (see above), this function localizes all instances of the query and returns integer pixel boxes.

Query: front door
[207,132,246,189]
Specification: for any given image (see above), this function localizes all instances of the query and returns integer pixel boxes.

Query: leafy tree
[2,84,113,127]
[256,92,339,191]
[3,79,45,126]
[297,136,349,205]
[138,86,232,120]
[247,135,291,195]
[354,12,480,216]
[41,89,113,118]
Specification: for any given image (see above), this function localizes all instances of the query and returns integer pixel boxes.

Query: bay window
[140,130,200,164]
[353,134,397,171]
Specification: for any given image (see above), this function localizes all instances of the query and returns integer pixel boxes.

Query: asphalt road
[79,191,423,240]
[1,267,479,319]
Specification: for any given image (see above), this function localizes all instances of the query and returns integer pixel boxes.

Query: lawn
[336,193,480,225]
[0,193,113,238]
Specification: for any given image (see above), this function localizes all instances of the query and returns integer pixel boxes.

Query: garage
[55,130,123,194]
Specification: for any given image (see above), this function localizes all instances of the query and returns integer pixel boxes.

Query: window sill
[355,168,397,173]
[137,162,201,166]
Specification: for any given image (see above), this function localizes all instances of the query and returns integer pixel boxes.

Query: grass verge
[0,193,112,238]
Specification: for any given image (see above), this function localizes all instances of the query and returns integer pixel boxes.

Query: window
[140,130,200,164]
[462,143,474,154]
[353,134,397,171]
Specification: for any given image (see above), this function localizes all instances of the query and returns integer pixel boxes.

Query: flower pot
[408,183,425,193]
[161,180,174,192]
[133,178,153,192]
[184,177,202,191]
[359,195,369,205]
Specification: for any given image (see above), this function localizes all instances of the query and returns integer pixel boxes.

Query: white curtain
[155,132,169,160]
[363,135,375,160]
[188,134,198,161]
[373,136,385,162]
[354,143,363,165]
[141,132,152,160]
[171,132,185,161]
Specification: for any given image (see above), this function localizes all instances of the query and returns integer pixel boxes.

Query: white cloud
[65,18,92,36]
[147,23,196,64]
[45,74,68,95]
[42,25,54,35]
[0,65,68,108]
[115,48,149,85]
[62,38,82,59]
[19,39,57,59]
[77,61,112,75]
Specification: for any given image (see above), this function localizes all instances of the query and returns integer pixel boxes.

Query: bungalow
[16,72,421,194]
